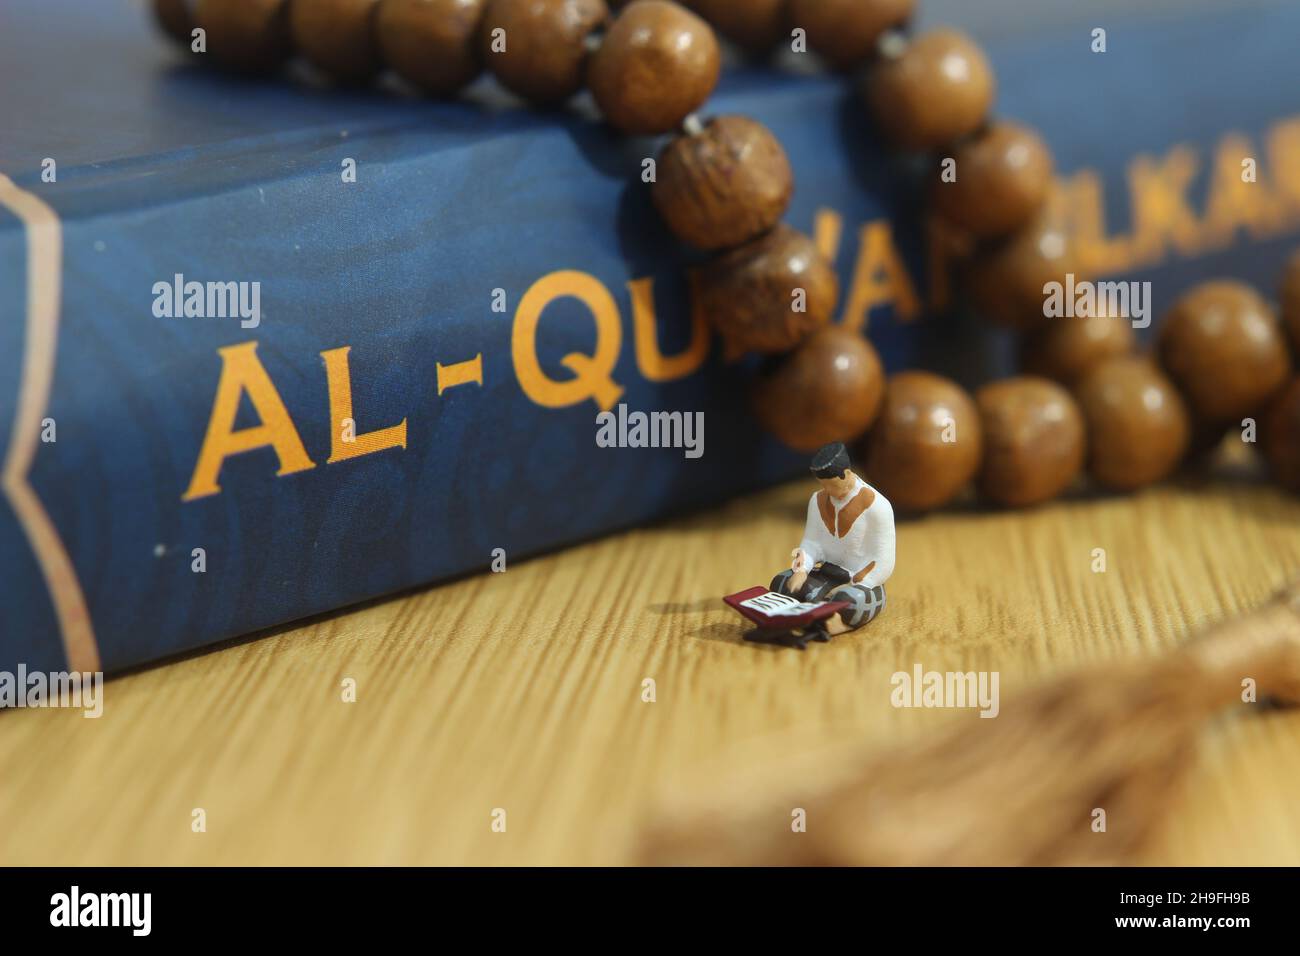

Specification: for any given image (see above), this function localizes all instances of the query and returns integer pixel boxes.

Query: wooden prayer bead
[963,207,1081,331]
[152,0,194,45]
[1019,313,1135,387]
[588,0,721,135]
[653,116,792,252]
[932,121,1053,240]
[753,326,885,452]
[861,371,982,512]
[1263,378,1300,493]
[863,28,994,151]
[1074,357,1190,491]
[376,0,487,96]
[291,0,383,84]
[975,377,1084,507]
[194,0,293,73]
[1157,280,1293,424]
[695,224,838,356]
[481,0,609,104]
[1279,248,1300,356]
[785,0,915,70]
[683,0,785,52]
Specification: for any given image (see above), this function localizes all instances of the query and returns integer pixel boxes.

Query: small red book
[723,586,849,632]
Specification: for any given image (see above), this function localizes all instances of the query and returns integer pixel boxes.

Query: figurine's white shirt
[795,475,895,589]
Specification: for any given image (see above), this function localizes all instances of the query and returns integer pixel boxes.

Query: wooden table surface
[3,470,1300,866]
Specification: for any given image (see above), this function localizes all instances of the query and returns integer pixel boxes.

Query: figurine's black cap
[810,442,851,479]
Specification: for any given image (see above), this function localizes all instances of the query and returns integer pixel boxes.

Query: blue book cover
[3,0,1299,675]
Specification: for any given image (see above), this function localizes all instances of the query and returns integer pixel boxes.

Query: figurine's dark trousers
[771,564,887,629]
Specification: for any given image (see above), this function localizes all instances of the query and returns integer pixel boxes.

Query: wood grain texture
[2,473,1299,865]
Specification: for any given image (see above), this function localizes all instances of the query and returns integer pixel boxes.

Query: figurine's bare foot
[823,615,852,637]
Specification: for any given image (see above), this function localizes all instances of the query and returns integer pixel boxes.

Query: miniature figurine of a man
[771,442,895,637]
